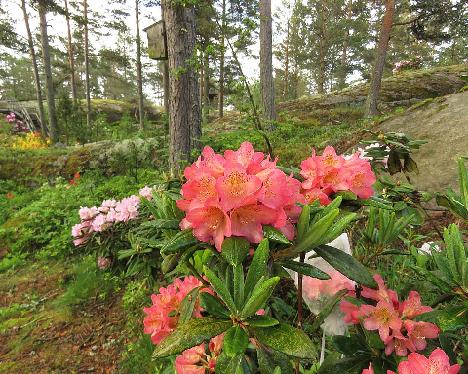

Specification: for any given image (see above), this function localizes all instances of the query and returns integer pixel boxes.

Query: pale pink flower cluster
[363,348,460,374]
[177,142,304,250]
[71,187,154,246]
[340,274,439,357]
[143,276,210,345]
[175,334,224,374]
[300,146,376,205]
[6,112,28,133]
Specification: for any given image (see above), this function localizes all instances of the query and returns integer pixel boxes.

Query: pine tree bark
[64,0,77,102]
[135,0,144,130]
[283,18,290,101]
[259,0,276,123]
[203,51,210,120]
[218,0,226,118]
[162,0,201,174]
[365,0,395,116]
[83,0,92,128]
[316,1,327,94]
[21,0,47,137]
[38,0,58,142]
[338,0,352,90]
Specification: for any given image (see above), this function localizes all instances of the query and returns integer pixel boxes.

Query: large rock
[379,90,468,192]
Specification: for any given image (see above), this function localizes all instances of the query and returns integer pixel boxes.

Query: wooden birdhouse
[143,21,167,60]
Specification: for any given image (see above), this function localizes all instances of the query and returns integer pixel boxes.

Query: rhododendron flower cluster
[6,112,28,133]
[143,276,210,344]
[340,274,439,357]
[72,186,154,246]
[300,146,376,204]
[362,348,460,374]
[177,142,304,250]
[175,334,224,374]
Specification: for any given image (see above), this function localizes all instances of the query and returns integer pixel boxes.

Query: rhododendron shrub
[132,141,463,374]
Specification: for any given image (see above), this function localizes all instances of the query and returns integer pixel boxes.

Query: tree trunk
[259,0,276,123]
[21,0,47,137]
[83,0,92,128]
[338,0,352,90]
[64,0,77,102]
[365,0,395,116]
[162,0,201,174]
[135,0,144,130]
[283,18,290,100]
[38,0,58,142]
[218,0,226,118]
[317,2,327,95]
[163,60,169,115]
[203,51,210,120]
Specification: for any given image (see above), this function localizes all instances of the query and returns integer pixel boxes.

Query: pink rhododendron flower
[362,363,395,374]
[175,334,224,374]
[97,256,111,270]
[397,348,460,374]
[216,167,261,211]
[230,204,277,244]
[79,206,99,221]
[143,276,209,345]
[361,301,402,343]
[399,291,432,319]
[341,274,440,357]
[361,274,399,308]
[139,186,154,200]
[404,320,440,351]
[185,206,231,251]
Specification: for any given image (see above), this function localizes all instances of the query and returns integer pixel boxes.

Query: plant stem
[295,251,305,374]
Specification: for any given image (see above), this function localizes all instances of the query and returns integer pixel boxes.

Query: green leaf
[294,208,339,253]
[161,229,198,254]
[280,259,330,280]
[297,205,311,242]
[332,335,369,356]
[251,323,316,359]
[415,307,467,331]
[223,325,249,357]
[314,245,377,288]
[161,253,180,273]
[204,267,237,314]
[216,353,244,374]
[317,354,371,374]
[244,239,270,299]
[153,318,232,358]
[256,345,294,374]
[263,225,291,244]
[310,289,348,331]
[233,265,245,308]
[178,287,200,324]
[221,237,250,266]
[139,218,180,230]
[246,315,279,328]
[240,277,280,319]
[199,292,230,318]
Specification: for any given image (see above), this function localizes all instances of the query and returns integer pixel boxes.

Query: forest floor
[0,260,126,373]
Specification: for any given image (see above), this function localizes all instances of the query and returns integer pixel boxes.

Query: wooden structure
[143,21,167,60]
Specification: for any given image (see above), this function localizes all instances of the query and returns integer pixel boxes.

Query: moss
[0,362,19,373]
[408,98,434,111]
[0,316,31,334]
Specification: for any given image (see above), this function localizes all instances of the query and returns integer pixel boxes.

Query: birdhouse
[143,21,167,60]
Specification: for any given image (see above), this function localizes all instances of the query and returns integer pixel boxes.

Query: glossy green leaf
[178,287,200,324]
[244,239,270,299]
[199,292,230,318]
[315,245,377,288]
[256,345,294,374]
[233,265,245,307]
[251,323,316,359]
[161,229,198,254]
[297,205,311,242]
[223,325,249,357]
[332,335,368,356]
[281,259,330,280]
[263,225,291,244]
[153,318,232,358]
[204,267,237,314]
[240,276,280,319]
[161,253,180,273]
[317,354,371,374]
[246,315,279,328]
[216,353,244,374]
[221,237,250,266]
